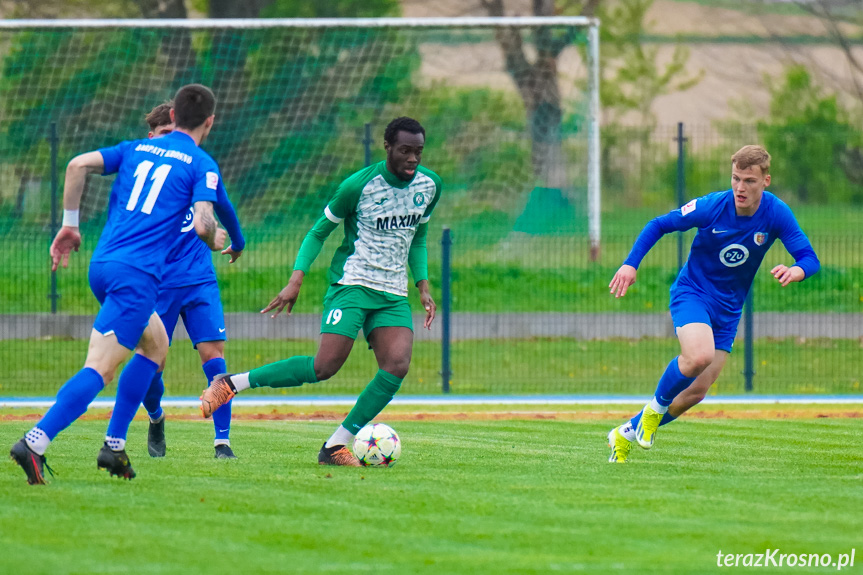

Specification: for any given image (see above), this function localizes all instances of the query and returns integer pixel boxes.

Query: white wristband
[62,210,79,227]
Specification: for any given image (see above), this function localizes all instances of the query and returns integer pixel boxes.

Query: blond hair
[731,145,770,175]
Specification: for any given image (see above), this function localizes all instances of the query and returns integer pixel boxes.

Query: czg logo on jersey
[413,192,425,207]
[719,244,749,267]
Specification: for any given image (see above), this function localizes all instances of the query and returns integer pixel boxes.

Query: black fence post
[440,227,452,393]
[363,122,372,167]
[675,122,687,272]
[48,122,60,314]
[743,288,755,392]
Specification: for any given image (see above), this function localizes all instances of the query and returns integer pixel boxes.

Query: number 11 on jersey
[126,160,172,214]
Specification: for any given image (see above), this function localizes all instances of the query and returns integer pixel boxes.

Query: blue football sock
[37,367,105,439]
[106,354,159,442]
[203,357,231,442]
[654,356,696,407]
[143,372,165,421]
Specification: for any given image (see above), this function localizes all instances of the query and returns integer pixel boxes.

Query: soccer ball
[353,423,401,467]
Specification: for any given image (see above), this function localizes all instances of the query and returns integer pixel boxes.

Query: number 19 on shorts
[325,309,342,325]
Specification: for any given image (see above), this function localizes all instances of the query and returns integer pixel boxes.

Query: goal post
[0,16,601,256]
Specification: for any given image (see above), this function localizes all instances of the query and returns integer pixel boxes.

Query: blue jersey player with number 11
[9,84,225,484]
[607,145,820,463]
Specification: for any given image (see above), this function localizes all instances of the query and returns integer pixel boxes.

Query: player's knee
[145,335,168,362]
[381,358,410,379]
[681,349,714,375]
[153,329,169,358]
[84,362,116,386]
[197,343,224,364]
[697,350,715,372]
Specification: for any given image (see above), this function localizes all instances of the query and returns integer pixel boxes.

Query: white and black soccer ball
[353,423,401,467]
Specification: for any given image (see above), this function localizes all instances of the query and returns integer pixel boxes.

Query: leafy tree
[478,0,701,208]
[598,0,701,127]
[479,0,594,192]
[758,65,859,203]
[0,0,409,225]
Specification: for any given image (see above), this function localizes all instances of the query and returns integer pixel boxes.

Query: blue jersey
[159,180,245,289]
[92,131,219,281]
[623,190,820,315]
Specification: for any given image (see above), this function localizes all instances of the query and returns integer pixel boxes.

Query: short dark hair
[173,84,216,130]
[145,100,173,131]
[384,116,425,145]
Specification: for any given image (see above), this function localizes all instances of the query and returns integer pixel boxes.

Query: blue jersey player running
[9,84,225,484]
[607,145,820,463]
[139,102,246,460]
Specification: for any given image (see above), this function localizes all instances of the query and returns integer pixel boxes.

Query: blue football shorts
[155,280,226,347]
[669,286,741,353]
[89,261,159,350]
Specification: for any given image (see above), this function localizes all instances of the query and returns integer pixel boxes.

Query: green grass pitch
[1,409,860,574]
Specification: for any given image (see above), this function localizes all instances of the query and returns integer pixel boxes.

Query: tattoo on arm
[194,201,218,247]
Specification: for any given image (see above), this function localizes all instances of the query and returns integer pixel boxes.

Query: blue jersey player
[607,145,820,463]
[139,102,246,460]
[9,84,225,484]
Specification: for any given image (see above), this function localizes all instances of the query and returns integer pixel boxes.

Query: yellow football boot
[607,427,632,463]
[635,404,663,449]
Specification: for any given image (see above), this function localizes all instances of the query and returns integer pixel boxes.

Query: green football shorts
[320,284,413,342]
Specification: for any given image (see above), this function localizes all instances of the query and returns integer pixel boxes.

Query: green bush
[758,66,861,204]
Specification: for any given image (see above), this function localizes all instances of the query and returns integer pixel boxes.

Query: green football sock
[342,369,403,433]
[248,356,317,389]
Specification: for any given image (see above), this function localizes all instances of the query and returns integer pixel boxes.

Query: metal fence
[1,123,861,397]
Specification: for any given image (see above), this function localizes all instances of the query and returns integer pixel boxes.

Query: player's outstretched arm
[193,201,226,251]
[221,244,243,263]
[416,279,436,329]
[770,264,805,287]
[609,264,638,298]
[50,227,81,272]
[262,270,304,318]
[408,222,435,328]
[773,201,820,287]
[63,151,104,209]
[213,182,245,263]
[610,200,702,299]
[261,215,339,319]
[50,151,105,271]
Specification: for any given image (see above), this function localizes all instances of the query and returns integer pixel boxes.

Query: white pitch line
[2,395,863,408]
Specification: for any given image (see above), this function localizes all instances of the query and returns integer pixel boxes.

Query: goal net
[0,18,601,395]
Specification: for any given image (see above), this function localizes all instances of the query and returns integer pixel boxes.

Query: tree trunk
[134,0,197,85]
[209,1,276,18]
[482,0,567,190]
[135,0,187,18]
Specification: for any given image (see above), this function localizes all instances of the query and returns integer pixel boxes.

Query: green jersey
[294,161,442,297]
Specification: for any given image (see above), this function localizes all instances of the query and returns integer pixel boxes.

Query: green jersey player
[200,117,441,465]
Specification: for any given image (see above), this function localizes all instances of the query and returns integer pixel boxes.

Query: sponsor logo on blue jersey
[180,207,195,233]
[719,244,749,267]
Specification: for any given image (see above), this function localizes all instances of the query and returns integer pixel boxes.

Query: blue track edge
[2,395,863,407]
